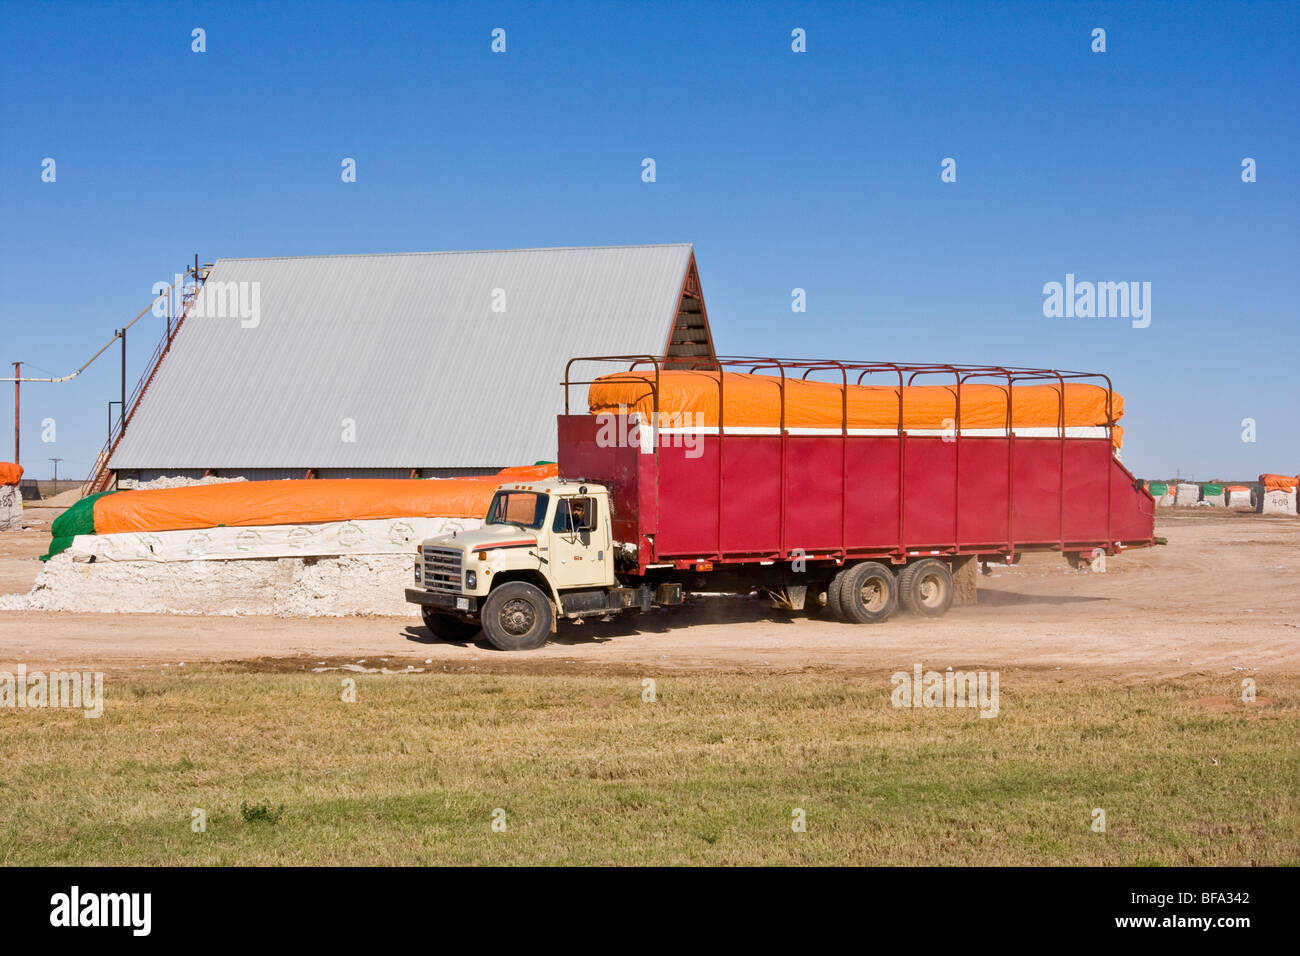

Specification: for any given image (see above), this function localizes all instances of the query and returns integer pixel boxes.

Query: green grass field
[1,668,1296,865]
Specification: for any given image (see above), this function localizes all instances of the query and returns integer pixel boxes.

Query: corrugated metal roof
[110,244,697,469]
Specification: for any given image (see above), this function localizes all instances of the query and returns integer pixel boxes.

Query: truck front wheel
[833,561,899,624]
[481,581,553,651]
[421,607,481,642]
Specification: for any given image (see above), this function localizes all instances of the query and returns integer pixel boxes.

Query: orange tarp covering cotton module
[1261,474,1300,492]
[93,464,558,535]
[0,462,23,485]
[588,371,1125,446]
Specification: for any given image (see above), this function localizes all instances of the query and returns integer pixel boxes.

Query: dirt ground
[1,507,1296,679]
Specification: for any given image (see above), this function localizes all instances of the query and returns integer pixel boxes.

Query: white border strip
[648,425,1112,439]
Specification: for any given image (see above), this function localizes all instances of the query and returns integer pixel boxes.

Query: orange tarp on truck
[494,464,559,481]
[1261,474,1299,492]
[588,371,1125,445]
[0,462,23,485]
[93,465,559,535]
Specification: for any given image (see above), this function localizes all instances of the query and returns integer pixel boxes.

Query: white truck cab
[406,478,638,650]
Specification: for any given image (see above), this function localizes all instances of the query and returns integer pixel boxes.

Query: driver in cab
[556,498,588,533]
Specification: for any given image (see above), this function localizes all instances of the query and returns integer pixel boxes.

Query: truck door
[549,495,611,588]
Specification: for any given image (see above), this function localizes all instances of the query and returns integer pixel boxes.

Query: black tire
[480,581,553,651]
[835,561,899,624]
[899,558,953,618]
[421,607,481,642]
[826,566,853,622]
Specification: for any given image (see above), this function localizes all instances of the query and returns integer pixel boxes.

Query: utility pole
[11,361,18,465]
[117,328,126,437]
[50,458,62,482]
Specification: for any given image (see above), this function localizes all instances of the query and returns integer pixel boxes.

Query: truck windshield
[485,491,549,530]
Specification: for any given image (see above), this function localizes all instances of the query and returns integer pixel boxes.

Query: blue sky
[2,0,1296,481]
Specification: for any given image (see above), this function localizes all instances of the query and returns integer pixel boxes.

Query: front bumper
[405,588,479,613]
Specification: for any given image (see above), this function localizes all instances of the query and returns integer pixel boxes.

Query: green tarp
[41,490,115,562]
[1147,482,1169,495]
[1202,483,1224,496]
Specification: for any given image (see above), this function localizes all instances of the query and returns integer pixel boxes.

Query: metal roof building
[107,243,717,481]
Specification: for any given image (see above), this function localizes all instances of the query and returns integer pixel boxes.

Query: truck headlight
[465,570,477,590]
[414,563,422,583]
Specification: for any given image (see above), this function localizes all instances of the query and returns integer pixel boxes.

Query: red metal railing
[85,268,207,493]
[563,354,1124,563]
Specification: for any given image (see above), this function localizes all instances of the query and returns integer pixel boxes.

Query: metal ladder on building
[85,262,209,494]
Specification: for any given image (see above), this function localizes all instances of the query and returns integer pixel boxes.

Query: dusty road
[1,508,1296,678]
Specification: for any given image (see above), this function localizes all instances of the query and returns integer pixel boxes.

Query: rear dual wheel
[828,561,899,624]
[898,558,953,618]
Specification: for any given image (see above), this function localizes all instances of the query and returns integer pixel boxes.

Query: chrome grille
[421,546,463,593]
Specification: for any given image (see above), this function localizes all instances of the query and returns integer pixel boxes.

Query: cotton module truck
[406,355,1158,651]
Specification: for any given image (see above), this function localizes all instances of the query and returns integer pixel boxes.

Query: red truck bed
[557,357,1157,575]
